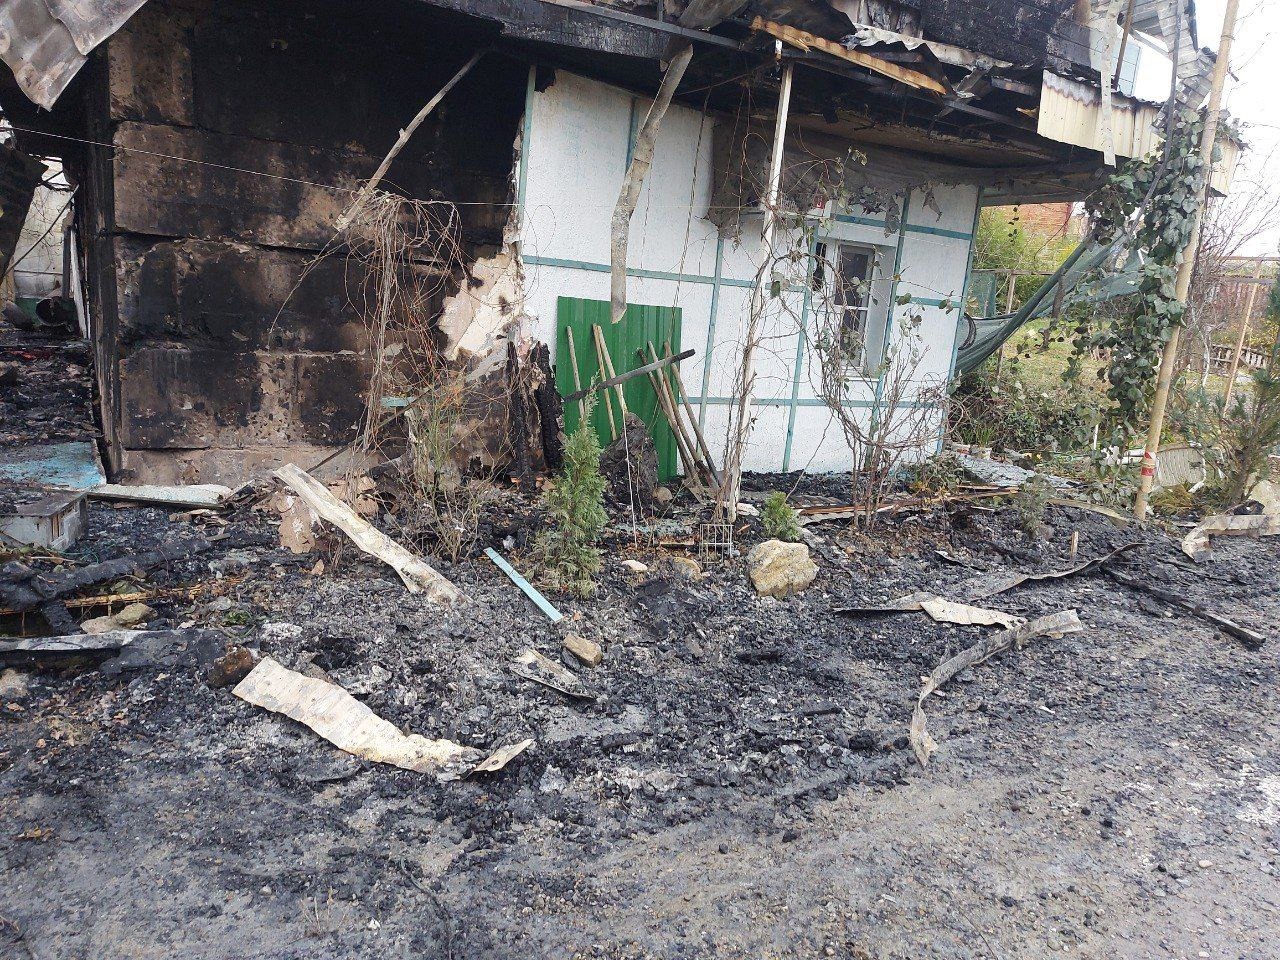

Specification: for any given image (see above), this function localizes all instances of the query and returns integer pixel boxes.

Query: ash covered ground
[1,477,1278,959]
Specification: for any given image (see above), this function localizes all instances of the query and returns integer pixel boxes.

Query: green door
[555,297,682,481]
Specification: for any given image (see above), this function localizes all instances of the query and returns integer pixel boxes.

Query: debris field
[1,476,1277,959]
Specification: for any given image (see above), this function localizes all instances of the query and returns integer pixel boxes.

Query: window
[816,241,879,371]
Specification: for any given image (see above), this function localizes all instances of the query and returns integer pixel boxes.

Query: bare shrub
[282,189,505,560]
[810,308,948,529]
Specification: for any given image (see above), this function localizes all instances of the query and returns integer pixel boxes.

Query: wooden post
[591,324,628,418]
[724,57,794,519]
[1134,0,1240,521]
[662,340,723,489]
[645,342,708,485]
[1223,260,1263,408]
[590,325,619,441]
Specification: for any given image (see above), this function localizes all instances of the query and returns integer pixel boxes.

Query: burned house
[0,0,1222,483]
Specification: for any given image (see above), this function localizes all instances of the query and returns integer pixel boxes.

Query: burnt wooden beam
[989,75,1040,97]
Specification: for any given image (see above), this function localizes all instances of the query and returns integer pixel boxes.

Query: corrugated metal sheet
[1037,71,1163,161]
[1037,71,1237,194]
[0,0,151,109]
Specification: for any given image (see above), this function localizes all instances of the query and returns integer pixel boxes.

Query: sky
[1133,0,1280,255]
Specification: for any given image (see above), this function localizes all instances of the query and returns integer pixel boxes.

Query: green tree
[531,402,608,597]
[760,492,801,542]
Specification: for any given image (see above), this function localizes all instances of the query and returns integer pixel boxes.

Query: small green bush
[1169,368,1280,509]
[761,492,801,542]
[908,454,961,498]
[1013,474,1053,538]
[531,404,608,597]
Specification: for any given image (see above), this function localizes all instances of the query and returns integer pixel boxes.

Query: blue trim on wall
[689,395,942,410]
[937,186,984,453]
[834,214,888,230]
[524,254,754,288]
[905,223,974,241]
[625,97,639,169]
[834,213,973,242]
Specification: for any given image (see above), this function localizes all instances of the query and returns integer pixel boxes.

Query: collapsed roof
[0,0,1231,203]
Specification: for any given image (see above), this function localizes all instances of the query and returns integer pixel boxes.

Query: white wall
[519,68,980,475]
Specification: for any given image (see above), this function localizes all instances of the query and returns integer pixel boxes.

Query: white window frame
[814,240,883,375]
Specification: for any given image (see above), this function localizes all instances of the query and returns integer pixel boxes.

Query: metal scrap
[511,648,594,700]
[918,598,1022,629]
[911,610,1084,765]
[274,464,460,603]
[835,544,1140,616]
[0,0,153,108]
[1181,514,1280,562]
[233,657,523,781]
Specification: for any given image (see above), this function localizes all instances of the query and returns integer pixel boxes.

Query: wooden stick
[592,326,628,416]
[660,341,722,489]
[646,367,702,490]
[645,342,706,482]
[590,325,619,441]
[562,349,695,402]
[564,325,586,422]
[749,17,947,95]
[641,348,699,482]
[336,50,485,230]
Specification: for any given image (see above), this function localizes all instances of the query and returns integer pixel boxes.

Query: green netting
[955,240,1140,377]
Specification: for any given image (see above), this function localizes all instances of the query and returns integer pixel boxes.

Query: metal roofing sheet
[0,0,151,109]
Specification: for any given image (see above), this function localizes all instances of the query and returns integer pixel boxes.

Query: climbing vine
[1072,107,1207,434]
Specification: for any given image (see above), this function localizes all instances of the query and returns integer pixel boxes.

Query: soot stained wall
[94,0,527,481]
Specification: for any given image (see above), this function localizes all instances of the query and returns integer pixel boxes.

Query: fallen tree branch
[610,43,694,324]
[335,50,485,231]
[0,540,211,614]
[1105,569,1267,649]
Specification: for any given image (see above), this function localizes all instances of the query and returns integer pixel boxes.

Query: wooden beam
[562,348,695,401]
[750,16,947,96]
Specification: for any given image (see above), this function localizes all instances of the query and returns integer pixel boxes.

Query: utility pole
[1132,0,1240,521]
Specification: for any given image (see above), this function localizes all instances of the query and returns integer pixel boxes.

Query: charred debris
[0,0,1271,826]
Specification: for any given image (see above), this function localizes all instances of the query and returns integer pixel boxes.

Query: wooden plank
[750,17,947,95]
[274,463,461,603]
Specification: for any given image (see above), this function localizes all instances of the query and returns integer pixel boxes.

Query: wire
[6,187,76,276]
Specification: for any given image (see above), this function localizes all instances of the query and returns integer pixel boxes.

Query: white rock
[0,669,29,700]
[746,539,818,598]
[619,559,649,574]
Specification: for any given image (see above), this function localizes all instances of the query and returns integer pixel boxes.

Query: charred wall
[86,0,527,482]
[919,0,1086,69]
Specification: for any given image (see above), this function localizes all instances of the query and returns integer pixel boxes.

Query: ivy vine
[1073,107,1207,434]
